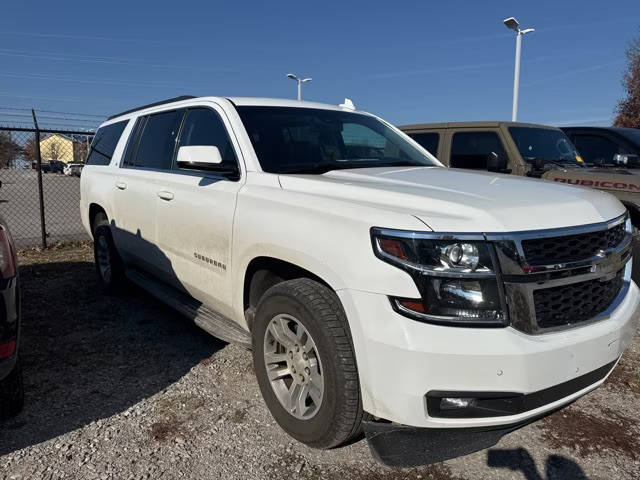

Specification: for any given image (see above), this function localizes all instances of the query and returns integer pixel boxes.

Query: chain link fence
[0,123,95,248]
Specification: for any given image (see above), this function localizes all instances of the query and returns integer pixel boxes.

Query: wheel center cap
[289,349,310,383]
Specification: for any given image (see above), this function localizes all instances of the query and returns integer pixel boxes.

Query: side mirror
[487,151,508,172]
[177,145,223,170]
[613,153,640,168]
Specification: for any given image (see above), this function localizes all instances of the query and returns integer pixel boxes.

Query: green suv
[400,121,640,228]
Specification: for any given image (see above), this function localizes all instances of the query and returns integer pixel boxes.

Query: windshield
[617,129,640,150]
[236,106,438,174]
[508,127,583,167]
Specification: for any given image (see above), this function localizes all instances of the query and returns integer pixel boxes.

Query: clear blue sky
[1,0,639,130]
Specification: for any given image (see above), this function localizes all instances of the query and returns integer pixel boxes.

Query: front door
[154,103,244,317]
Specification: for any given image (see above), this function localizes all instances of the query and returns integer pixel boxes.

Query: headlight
[371,228,507,327]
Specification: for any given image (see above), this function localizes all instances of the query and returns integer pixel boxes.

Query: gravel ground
[0,169,89,248]
[0,243,639,480]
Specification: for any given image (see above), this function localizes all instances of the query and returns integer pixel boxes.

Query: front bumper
[0,354,17,380]
[363,404,568,467]
[337,271,640,429]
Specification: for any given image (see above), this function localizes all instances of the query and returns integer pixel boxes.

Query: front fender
[231,181,425,321]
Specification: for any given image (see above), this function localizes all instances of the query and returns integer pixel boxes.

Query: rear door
[112,109,183,275]
[153,103,243,315]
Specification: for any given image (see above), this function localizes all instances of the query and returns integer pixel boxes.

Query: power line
[0,70,196,89]
[36,116,100,123]
[0,115,99,126]
[0,112,32,118]
[0,106,106,118]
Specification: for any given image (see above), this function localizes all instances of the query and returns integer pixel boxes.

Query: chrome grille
[521,222,626,266]
[490,214,631,334]
[533,270,624,329]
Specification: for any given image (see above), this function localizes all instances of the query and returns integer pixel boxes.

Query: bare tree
[73,140,88,163]
[23,136,38,162]
[614,34,640,127]
[48,140,61,161]
[0,132,21,168]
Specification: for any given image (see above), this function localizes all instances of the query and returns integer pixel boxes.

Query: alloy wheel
[263,314,324,420]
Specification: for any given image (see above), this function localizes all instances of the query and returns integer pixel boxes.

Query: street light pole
[503,17,534,121]
[512,31,522,122]
[286,73,312,100]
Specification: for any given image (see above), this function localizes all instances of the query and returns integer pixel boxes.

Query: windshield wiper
[529,158,573,170]
[279,164,338,175]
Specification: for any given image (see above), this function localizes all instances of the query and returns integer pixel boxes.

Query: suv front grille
[521,223,625,266]
[533,270,624,329]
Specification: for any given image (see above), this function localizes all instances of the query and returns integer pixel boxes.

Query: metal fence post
[32,109,47,249]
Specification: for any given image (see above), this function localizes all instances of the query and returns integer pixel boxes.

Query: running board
[125,268,251,348]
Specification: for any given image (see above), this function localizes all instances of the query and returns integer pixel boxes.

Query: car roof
[227,97,347,111]
[399,121,560,131]
[104,95,357,125]
[560,126,638,133]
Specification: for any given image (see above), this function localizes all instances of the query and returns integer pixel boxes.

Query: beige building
[40,134,88,163]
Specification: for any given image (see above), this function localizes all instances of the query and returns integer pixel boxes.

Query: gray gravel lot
[0,169,89,247]
[0,243,639,480]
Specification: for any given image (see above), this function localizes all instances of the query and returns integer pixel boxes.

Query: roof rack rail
[107,95,197,120]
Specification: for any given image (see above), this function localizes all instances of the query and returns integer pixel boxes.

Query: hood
[278,167,624,232]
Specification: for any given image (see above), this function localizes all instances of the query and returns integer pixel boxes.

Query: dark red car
[0,215,23,418]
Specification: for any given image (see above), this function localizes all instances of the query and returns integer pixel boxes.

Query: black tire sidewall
[92,214,122,291]
[253,290,344,446]
[0,359,24,419]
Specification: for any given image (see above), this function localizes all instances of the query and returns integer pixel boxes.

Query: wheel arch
[88,203,108,233]
[242,255,337,332]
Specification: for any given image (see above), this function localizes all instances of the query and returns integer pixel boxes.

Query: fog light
[440,397,477,410]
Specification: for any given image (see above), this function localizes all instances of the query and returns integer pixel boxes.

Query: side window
[409,133,439,156]
[121,116,146,167]
[86,120,127,166]
[572,134,621,164]
[450,131,507,170]
[176,108,237,170]
[133,110,183,170]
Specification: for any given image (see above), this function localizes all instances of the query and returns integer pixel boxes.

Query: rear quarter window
[86,120,128,166]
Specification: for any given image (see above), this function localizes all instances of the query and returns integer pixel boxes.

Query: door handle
[115,181,127,190]
[157,190,174,201]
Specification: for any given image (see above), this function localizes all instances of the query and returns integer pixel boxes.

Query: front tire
[252,278,363,449]
[0,360,24,419]
[92,212,124,294]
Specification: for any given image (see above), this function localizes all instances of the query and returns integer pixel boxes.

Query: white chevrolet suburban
[81,96,639,466]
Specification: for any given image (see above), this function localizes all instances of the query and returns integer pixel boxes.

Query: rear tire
[252,278,363,449]
[0,360,24,419]
[93,212,124,294]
